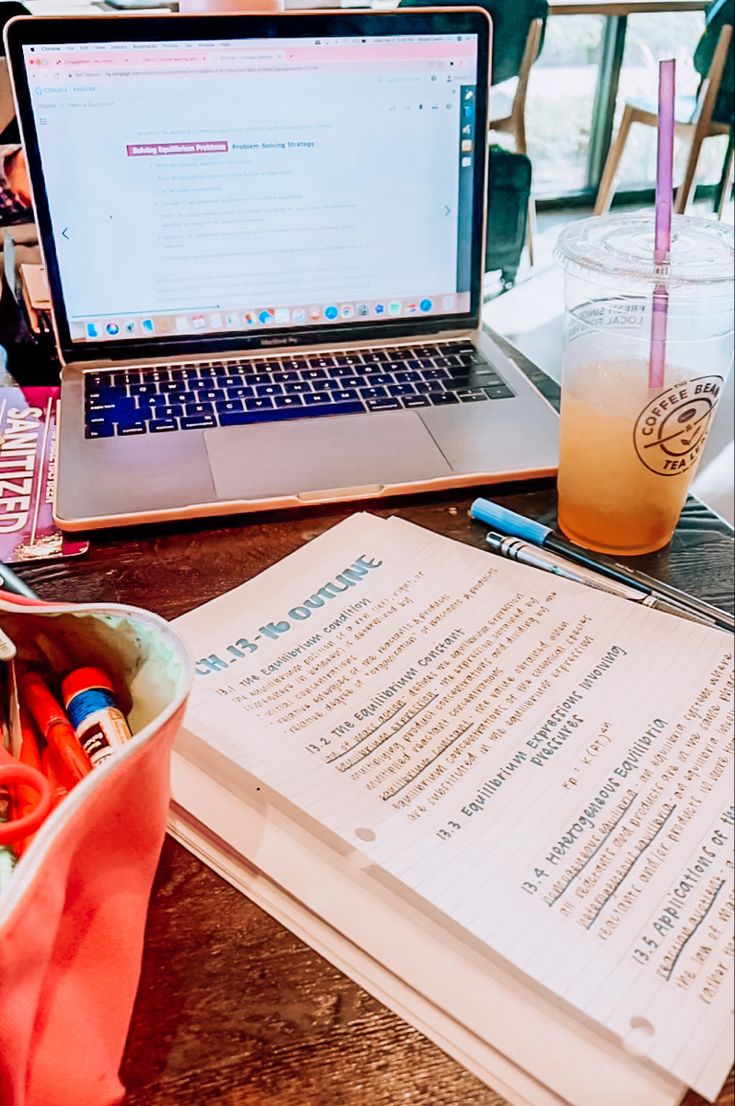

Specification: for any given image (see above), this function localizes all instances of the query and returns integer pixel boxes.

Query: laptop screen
[11,14,488,357]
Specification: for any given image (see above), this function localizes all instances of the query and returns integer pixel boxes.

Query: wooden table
[549,0,706,15]
[14,348,734,1106]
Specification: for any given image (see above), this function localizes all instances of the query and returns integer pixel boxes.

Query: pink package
[0,590,193,1106]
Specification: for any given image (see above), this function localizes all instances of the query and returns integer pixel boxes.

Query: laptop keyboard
[83,339,515,439]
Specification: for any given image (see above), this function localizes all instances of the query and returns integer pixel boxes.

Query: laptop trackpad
[204,411,452,500]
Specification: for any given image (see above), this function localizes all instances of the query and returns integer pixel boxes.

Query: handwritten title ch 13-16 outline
[194,554,384,676]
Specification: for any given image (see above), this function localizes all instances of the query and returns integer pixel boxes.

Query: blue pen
[469,497,734,633]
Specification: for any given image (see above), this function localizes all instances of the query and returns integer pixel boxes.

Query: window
[525,16,605,196]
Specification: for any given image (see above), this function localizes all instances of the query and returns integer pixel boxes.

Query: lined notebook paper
[173,513,734,1101]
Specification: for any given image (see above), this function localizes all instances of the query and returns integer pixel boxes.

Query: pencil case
[0,590,194,1106]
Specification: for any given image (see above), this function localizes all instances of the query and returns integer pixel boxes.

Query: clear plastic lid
[554,213,734,289]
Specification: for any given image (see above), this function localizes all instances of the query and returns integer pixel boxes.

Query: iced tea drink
[558,359,725,554]
[555,215,733,556]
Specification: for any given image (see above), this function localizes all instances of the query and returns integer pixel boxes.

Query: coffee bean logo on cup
[634,376,723,476]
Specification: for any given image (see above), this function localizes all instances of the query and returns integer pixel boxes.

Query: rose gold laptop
[7,10,557,531]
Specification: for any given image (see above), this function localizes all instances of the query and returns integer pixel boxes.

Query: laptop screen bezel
[6,9,491,365]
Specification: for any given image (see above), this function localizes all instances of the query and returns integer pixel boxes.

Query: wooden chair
[488,18,544,164]
[716,130,733,218]
[488,17,545,264]
[594,23,734,216]
[399,0,547,270]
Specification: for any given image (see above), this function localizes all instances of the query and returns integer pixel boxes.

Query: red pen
[12,709,45,855]
[41,745,75,808]
[18,671,92,783]
[18,706,43,773]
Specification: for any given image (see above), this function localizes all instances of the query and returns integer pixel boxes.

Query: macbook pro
[6,10,558,530]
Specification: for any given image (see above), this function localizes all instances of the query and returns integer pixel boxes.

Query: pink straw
[649,58,676,390]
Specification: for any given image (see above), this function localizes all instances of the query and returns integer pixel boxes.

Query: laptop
[6,10,558,532]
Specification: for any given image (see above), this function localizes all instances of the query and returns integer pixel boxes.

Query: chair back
[694,0,734,125]
[695,22,734,128]
[397,0,548,86]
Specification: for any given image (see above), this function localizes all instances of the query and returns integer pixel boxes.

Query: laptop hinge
[65,326,481,373]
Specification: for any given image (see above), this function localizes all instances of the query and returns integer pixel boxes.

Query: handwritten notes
[175,513,734,1100]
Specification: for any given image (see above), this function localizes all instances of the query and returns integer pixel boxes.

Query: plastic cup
[554,213,734,556]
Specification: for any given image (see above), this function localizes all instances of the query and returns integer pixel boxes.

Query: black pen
[470,498,734,634]
[485,533,724,630]
[0,560,38,600]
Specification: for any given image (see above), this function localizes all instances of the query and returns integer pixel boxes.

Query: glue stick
[61,667,132,768]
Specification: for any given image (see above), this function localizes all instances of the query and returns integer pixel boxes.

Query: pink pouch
[0,592,193,1106]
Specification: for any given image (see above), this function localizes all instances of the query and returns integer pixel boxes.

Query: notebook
[6,10,558,532]
[167,512,734,1106]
